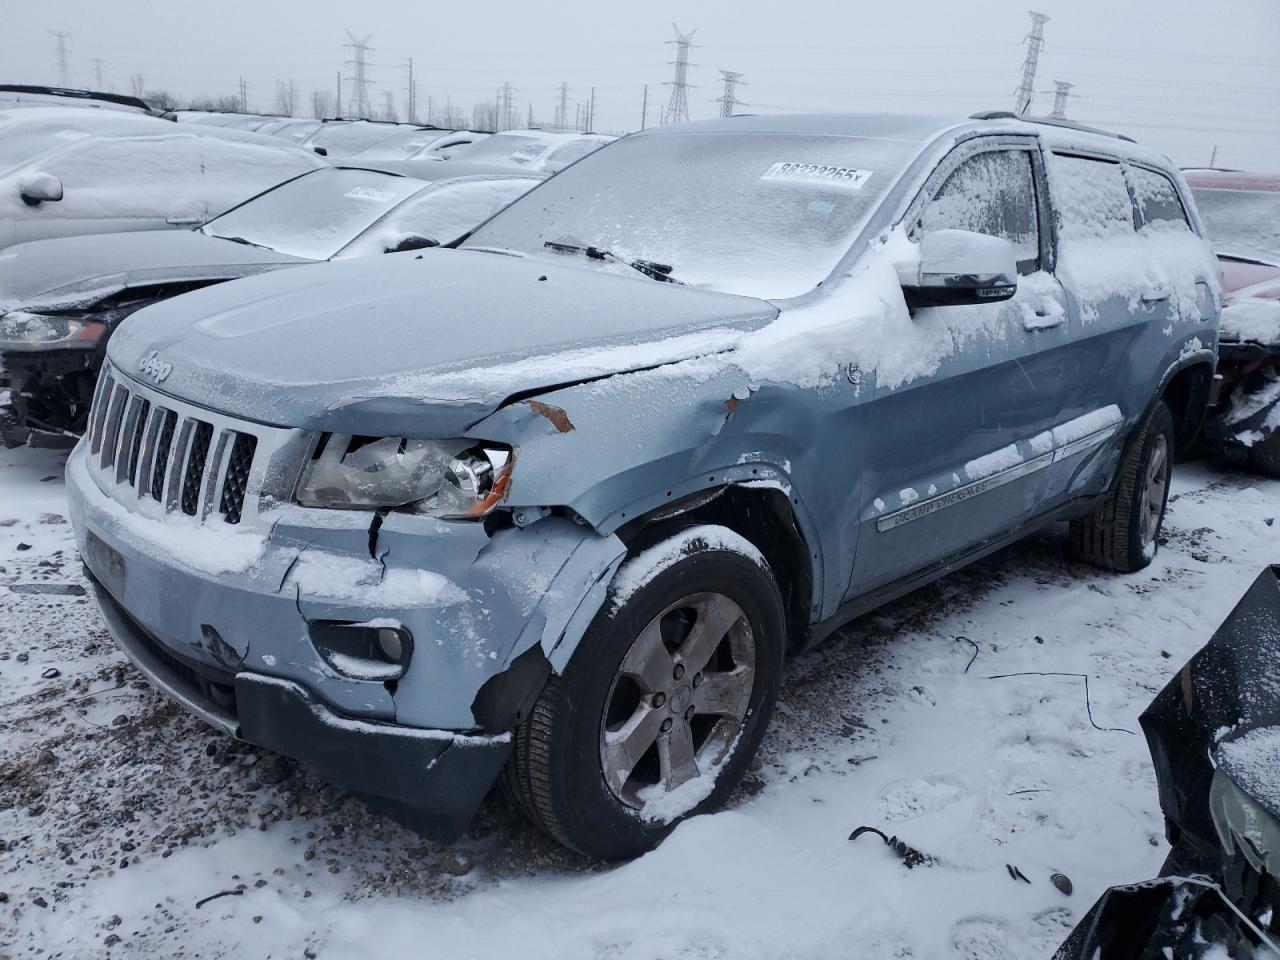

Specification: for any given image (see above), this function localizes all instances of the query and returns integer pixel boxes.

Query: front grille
[84,363,282,528]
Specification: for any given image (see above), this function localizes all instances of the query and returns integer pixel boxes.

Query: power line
[662,22,697,125]
[343,31,373,119]
[403,57,416,124]
[1013,11,1049,115]
[50,30,71,86]
[715,69,746,118]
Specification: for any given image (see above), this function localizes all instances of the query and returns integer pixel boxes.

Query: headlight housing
[295,433,514,518]
[0,311,106,351]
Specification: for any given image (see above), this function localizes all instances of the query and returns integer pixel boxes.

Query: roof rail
[0,83,152,113]
[969,110,1137,143]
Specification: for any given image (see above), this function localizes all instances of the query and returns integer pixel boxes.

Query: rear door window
[1048,153,1135,241]
[1126,166,1191,231]
[913,149,1041,274]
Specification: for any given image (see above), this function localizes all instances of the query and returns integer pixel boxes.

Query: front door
[847,138,1073,598]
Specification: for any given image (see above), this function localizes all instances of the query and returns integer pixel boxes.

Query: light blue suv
[67,112,1220,859]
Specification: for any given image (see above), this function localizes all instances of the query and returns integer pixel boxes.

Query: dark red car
[1185,170,1280,475]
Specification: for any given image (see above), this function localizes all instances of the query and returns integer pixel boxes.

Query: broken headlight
[295,433,513,518]
[0,311,106,351]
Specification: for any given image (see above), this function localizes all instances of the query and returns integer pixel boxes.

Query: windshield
[1191,187,1280,266]
[456,134,555,167]
[464,131,919,299]
[306,122,406,155]
[202,166,427,260]
[353,129,455,161]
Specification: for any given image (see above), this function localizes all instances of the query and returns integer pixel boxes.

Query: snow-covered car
[443,129,614,174]
[299,119,432,159]
[349,128,490,162]
[0,84,154,115]
[0,163,541,445]
[1185,170,1280,475]
[1056,565,1280,958]
[0,107,326,250]
[68,112,1219,859]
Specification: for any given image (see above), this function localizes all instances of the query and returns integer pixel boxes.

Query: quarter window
[1127,166,1191,231]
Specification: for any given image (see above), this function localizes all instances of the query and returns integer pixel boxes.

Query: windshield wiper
[1218,251,1278,268]
[216,235,271,250]
[544,240,684,285]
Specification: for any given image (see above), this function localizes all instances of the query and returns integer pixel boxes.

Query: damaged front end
[1055,566,1280,959]
[0,283,219,446]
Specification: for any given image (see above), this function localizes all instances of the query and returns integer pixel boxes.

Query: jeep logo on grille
[138,350,173,383]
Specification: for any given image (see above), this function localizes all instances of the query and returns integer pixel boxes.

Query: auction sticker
[761,162,872,189]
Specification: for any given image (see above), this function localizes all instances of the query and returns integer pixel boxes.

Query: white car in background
[0,107,326,250]
[350,127,491,162]
[445,129,615,174]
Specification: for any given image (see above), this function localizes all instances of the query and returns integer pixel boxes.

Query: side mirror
[313,146,328,157]
[901,229,1017,309]
[385,235,438,254]
[18,172,63,205]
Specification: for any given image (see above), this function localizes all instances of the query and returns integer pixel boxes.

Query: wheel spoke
[618,619,675,694]
[657,721,700,790]
[601,705,664,793]
[693,667,752,717]
[678,594,742,676]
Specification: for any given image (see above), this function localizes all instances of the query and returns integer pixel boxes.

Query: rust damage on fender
[527,399,575,433]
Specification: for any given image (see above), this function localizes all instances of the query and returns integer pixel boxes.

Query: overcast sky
[8,0,1278,168]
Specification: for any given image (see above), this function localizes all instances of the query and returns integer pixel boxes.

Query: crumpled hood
[0,230,306,314]
[109,248,776,435]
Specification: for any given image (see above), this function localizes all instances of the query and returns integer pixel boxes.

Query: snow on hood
[107,248,776,432]
[0,231,305,314]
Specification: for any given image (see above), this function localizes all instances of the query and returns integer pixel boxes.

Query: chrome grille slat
[83,362,296,532]
[98,384,130,470]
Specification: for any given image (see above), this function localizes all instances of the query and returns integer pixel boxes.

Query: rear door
[1037,152,1208,505]
[848,136,1073,597]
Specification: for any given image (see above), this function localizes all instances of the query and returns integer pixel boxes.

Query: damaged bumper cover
[66,440,626,840]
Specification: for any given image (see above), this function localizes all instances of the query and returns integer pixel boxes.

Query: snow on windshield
[1191,187,1280,266]
[203,167,426,260]
[336,177,536,258]
[304,122,407,156]
[465,132,919,299]
[351,129,454,161]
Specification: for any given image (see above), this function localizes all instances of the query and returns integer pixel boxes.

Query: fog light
[309,620,413,681]
[376,627,404,662]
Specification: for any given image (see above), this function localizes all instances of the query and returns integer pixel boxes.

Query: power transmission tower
[498,81,516,131]
[382,90,397,122]
[90,57,106,91]
[641,84,648,130]
[403,57,416,123]
[238,77,248,113]
[50,31,71,86]
[586,87,596,131]
[1013,11,1049,115]
[662,23,697,125]
[554,82,570,131]
[343,31,374,119]
[1049,80,1073,120]
[715,69,745,118]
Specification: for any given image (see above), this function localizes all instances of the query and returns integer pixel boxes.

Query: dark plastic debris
[1051,872,1073,896]
[1006,863,1031,884]
[10,583,86,596]
[848,825,936,868]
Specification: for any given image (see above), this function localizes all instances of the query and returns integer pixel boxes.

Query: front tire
[1068,401,1174,572]
[503,526,785,859]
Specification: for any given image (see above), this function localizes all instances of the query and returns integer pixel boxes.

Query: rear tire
[502,526,785,860]
[1068,402,1174,573]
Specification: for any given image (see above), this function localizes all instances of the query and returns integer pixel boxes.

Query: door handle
[1140,290,1170,305]
[165,216,201,226]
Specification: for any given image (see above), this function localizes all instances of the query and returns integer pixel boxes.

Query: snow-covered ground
[1,444,1276,959]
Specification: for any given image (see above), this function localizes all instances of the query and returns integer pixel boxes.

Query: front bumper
[67,429,627,839]
[89,572,510,841]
